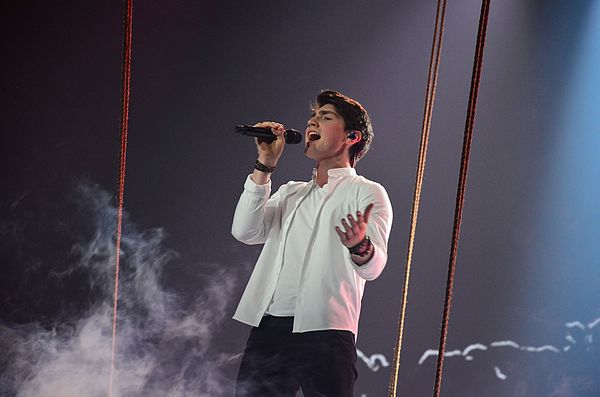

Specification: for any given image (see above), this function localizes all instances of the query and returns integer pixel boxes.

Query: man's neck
[315,159,352,187]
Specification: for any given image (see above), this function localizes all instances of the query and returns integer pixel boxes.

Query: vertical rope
[108,0,133,396]
[388,0,448,395]
[432,1,491,396]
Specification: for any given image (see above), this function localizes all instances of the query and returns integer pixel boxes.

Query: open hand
[335,203,374,248]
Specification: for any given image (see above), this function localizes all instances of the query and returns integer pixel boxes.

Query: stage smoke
[0,181,246,396]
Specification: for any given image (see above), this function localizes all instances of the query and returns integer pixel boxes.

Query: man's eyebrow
[319,110,338,116]
[309,110,338,118]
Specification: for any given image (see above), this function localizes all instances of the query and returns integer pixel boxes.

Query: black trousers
[236,316,357,397]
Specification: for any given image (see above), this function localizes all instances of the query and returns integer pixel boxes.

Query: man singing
[231,90,393,396]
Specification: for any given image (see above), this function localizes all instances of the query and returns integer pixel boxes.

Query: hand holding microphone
[235,124,302,144]
[237,121,290,172]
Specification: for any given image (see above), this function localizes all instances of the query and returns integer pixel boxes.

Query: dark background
[1,1,599,396]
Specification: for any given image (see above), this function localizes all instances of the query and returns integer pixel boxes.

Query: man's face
[304,104,349,163]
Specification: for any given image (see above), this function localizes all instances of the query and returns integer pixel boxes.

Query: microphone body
[235,125,303,144]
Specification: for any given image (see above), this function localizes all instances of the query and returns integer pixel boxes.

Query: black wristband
[255,159,276,173]
[348,236,372,257]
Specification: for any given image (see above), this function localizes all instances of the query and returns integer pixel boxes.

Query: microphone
[235,125,303,144]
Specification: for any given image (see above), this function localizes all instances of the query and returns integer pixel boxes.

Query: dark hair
[314,90,373,166]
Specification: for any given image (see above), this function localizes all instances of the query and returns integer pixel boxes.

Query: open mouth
[308,131,321,141]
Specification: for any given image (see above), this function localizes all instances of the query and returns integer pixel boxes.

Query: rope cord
[388,0,447,395]
[109,0,133,396]
[432,1,491,396]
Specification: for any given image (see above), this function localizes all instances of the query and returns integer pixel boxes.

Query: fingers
[335,205,375,247]
[254,121,285,136]
[335,226,347,242]
[254,121,286,162]
[341,218,355,238]
[347,213,357,228]
[355,204,373,225]
[341,208,371,235]
[336,212,361,246]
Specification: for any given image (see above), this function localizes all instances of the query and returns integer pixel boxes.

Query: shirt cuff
[244,174,271,193]
[347,243,386,281]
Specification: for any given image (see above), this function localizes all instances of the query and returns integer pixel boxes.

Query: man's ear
[346,130,362,143]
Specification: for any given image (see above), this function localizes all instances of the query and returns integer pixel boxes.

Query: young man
[231,90,393,396]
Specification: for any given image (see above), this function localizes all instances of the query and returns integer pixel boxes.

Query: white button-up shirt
[266,182,327,316]
[231,167,393,336]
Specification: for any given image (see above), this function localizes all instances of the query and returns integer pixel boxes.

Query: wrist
[255,159,276,173]
[348,236,372,257]
[257,156,278,168]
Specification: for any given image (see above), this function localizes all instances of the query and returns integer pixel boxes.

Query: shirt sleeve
[349,182,393,280]
[231,174,283,245]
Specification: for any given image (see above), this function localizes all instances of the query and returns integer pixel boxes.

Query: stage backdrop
[1,1,599,396]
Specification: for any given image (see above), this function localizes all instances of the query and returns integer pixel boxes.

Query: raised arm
[250,121,286,186]
[231,121,287,244]
[335,183,393,280]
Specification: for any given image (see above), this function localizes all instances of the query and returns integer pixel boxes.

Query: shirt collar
[311,167,356,183]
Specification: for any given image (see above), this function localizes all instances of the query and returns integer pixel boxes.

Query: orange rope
[109,0,133,396]
[433,1,491,396]
[388,0,447,395]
